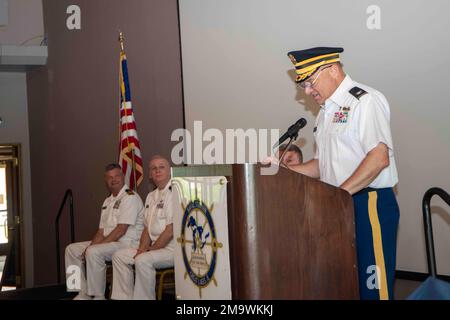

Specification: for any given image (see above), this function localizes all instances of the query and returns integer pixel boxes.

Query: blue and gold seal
[177,199,223,298]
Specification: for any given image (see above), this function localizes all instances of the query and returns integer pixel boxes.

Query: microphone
[273,118,307,149]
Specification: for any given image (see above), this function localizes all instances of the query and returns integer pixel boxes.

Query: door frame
[0,144,24,288]
[0,161,12,256]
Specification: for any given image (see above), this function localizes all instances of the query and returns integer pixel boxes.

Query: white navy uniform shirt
[143,182,174,251]
[313,75,398,188]
[99,184,144,245]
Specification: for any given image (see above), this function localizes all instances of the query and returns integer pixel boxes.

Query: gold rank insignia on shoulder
[126,189,134,195]
[113,200,121,209]
[102,206,107,210]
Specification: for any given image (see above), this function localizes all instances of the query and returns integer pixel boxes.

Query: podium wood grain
[227,164,358,299]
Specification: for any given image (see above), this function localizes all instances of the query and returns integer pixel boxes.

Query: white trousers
[65,241,129,297]
[111,247,174,300]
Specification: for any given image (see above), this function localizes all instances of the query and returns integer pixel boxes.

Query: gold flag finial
[119,31,125,51]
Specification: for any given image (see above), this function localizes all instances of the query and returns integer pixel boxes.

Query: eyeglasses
[297,65,332,89]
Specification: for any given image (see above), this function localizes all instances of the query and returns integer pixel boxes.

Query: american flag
[118,37,143,190]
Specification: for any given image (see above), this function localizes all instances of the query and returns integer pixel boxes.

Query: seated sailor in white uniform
[65,163,144,300]
[111,155,174,300]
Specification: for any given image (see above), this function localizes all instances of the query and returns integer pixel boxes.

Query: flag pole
[119,31,138,191]
[118,32,123,165]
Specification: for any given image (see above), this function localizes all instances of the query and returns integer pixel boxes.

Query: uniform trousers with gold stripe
[353,187,400,300]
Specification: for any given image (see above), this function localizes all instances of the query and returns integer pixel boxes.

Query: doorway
[0,145,23,290]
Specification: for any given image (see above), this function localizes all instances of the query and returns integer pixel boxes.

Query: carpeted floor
[0,261,430,300]
[394,279,423,300]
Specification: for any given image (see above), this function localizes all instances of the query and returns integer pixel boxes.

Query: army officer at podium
[283,47,399,300]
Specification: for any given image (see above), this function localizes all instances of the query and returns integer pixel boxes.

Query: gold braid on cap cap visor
[294,53,340,82]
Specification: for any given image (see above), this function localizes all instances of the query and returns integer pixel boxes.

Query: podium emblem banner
[172,176,232,300]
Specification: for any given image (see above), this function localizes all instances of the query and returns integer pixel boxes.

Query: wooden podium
[172,163,359,299]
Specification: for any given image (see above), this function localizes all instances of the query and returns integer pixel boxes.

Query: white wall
[0,0,43,288]
[179,0,450,275]
[0,72,33,286]
[0,0,44,45]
